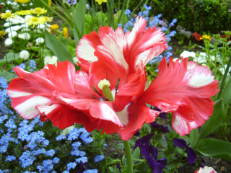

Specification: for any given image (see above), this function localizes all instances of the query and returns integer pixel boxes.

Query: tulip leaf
[45,32,73,61]
[196,138,231,161]
[72,0,86,38]
[200,101,225,137]
[222,77,231,104]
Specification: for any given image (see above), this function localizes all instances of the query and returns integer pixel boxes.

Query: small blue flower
[5,118,17,129]
[32,148,46,156]
[19,151,36,168]
[83,169,98,173]
[46,149,55,157]
[28,60,36,71]
[53,157,60,164]
[94,155,104,163]
[37,159,54,172]
[5,155,16,162]
[75,156,88,164]
[56,134,66,141]
[125,9,131,15]
[18,63,26,69]
[67,162,77,171]
[0,77,8,89]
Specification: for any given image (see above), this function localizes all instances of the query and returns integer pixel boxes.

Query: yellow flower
[50,24,59,30]
[31,8,47,16]
[202,35,211,41]
[26,16,53,26]
[15,0,30,3]
[0,12,14,19]
[15,10,32,16]
[95,0,107,5]
[63,27,69,38]
[0,30,6,37]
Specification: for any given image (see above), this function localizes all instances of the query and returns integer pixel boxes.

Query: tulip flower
[8,17,218,141]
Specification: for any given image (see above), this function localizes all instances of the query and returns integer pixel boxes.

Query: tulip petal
[119,103,159,140]
[142,58,218,135]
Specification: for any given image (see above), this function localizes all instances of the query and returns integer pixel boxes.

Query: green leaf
[200,101,225,137]
[72,0,86,38]
[222,77,231,104]
[189,129,200,147]
[45,32,73,61]
[0,52,19,64]
[196,138,231,161]
[0,71,16,80]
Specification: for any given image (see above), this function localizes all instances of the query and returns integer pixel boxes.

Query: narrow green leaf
[0,71,16,80]
[222,77,231,103]
[72,0,86,37]
[196,138,231,161]
[45,32,73,61]
[189,129,200,147]
[200,101,225,137]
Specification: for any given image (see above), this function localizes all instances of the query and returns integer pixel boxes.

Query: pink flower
[7,17,218,140]
[195,166,217,173]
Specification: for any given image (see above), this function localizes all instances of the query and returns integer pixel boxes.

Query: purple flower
[150,122,169,133]
[67,0,76,5]
[135,135,167,173]
[173,138,197,164]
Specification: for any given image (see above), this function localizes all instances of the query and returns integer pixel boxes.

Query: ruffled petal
[7,61,80,122]
[142,58,218,135]
[119,103,159,140]
[76,31,101,71]
[126,18,167,70]
[76,17,167,72]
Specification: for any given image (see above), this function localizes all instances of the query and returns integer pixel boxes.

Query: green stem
[218,55,231,98]
[124,141,133,173]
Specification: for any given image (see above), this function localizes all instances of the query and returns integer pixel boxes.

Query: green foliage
[45,32,73,61]
[151,0,231,33]
[196,138,231,161]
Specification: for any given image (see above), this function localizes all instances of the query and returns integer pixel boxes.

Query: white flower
[8,31,17,38]
[44,56,58,65]
[196,166,217,173]
[37,24,46,29]
[4,38,13,47]
[180,51,196,58]
[7,16,25,24]
[35,37,44,45]
[19,50,30,60]
[5,25,22,33]
[195,52,208,64]
[4,22,11,27]
[18,33,31,40]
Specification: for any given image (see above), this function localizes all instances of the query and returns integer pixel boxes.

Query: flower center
[98,79,114,101]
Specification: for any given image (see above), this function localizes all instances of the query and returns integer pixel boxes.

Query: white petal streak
[186,62,214,88]
[77,38,98,62]
[127,18,146,47]
[8,90,32,98]
[116,106,129,125]
[141,30,163,49]
[37,104,59,115]
[15,96,51,119]
[100,32,128,69]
